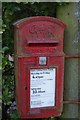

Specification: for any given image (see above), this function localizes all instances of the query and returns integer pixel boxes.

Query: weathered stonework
[56,2,80,119]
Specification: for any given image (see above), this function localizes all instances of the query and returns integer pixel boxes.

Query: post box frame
[13,16,66,118]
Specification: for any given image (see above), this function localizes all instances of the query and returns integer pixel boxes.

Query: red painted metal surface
[63,100,80,104]
[13,16,66,118]
[65,55,80,58]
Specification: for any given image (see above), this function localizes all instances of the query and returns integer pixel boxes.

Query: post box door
[16,56,64,118]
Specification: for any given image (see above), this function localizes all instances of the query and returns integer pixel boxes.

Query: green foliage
[2,49,14,105]
[2,2,56,119]
[10,110,19,119]
[2,2,56,52]
[57,2,69,6]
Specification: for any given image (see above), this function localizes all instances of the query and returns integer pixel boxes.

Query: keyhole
[25,86,27,90]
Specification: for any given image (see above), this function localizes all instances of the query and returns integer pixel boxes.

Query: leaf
[2,47,9,52]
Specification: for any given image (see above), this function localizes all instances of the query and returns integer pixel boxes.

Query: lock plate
[39,57,47,65]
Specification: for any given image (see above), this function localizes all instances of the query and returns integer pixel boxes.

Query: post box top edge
[13,16,66,29]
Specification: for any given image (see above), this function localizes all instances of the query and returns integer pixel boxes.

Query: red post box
[13,16,66,118]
